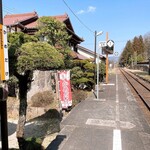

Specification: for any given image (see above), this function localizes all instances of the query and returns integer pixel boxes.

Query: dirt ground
[1,97,62,149]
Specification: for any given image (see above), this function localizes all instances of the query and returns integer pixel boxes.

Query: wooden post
[148,58,150,75]
[106,53,109,84]
[105,32,109,84]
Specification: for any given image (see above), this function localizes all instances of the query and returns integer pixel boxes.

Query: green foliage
[70,59,106,90]
[60,46,75,69]
[84,72,94,78]
[73,59,89,69]
[8,32,38,55]
[8,76,18,96]
[36,16,73,69]
[36,16,71,48]
[84,62,95,72]
[16,42,64,73]
[8,32,38,75]
[119,40,134,66]
[71,60,95,90]
[119,35,146,67]
[99,62,106,75]
[24,137,43,150]
[71,66,84,78]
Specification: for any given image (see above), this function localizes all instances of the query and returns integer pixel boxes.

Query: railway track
[120,68,150,111]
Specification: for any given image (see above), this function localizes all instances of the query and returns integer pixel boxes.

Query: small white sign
[99,41,107,48]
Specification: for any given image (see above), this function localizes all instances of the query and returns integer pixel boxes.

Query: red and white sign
[58,70,72,109]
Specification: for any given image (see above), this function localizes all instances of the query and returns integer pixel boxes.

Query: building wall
[78,49,93,59]
[77,47,101,63]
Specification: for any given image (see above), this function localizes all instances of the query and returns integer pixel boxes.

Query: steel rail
[120,68,150,111]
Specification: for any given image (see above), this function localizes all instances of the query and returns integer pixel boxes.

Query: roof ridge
[4,11,38,18]
[52,13,68,18]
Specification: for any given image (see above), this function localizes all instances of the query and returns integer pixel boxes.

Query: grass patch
[133,71,150,82]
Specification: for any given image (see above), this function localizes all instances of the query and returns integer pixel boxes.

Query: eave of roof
[52,13,74,32]
[67,28,84,43]
[4,11,38,26]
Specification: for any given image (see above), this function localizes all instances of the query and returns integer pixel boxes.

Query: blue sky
[3,0,150,57]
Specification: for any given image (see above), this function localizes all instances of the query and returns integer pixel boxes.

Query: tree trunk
[16,97,27,149]
[15,71,31,149]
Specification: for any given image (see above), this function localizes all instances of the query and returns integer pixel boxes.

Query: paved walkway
[47,68,150,150]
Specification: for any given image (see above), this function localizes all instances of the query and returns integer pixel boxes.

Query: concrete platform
[47,68,150,150]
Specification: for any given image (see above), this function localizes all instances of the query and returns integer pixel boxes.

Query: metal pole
[94,31,97,64]
[94,31,103,99]
[96,50,99,99]
[94,31,97,88]
[0,0,9,149]
[0,0,2,24]
[106,53,108,84]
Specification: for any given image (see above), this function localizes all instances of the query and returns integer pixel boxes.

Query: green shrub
[24,137,43,150]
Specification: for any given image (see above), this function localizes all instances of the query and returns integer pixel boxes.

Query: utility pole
[0,0,9,149]
[148,58,150,75]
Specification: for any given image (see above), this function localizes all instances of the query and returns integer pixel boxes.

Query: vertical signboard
[0,24,9,81]
[58,70,72,109]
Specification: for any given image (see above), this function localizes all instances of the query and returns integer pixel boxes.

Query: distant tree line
[119,33,150,67]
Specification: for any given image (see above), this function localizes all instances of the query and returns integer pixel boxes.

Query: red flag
[58,70,72,109]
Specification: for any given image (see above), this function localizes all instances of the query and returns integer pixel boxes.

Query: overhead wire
[3,2,20,15]
[3,7,14,15]
[3,3,20,15]
[62,0,94,35]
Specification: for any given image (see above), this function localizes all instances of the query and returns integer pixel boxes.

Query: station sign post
[101,32,114,84]
[0,0,9,149]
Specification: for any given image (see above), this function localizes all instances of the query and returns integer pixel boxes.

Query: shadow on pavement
[0,121,17,141]
[46,135,66,150]
[25,109,62,140]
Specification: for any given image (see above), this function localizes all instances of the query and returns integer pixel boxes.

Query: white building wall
[78,49,94,59]
[78,48,101,63]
